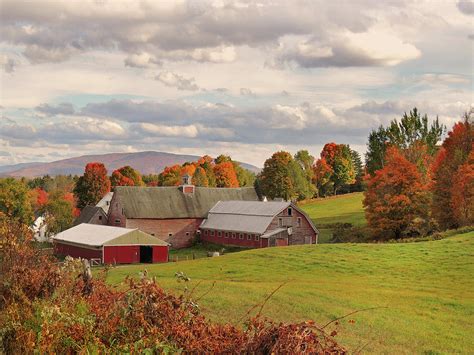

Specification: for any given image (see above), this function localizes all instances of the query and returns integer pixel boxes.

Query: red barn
[53,223,169,264]
[200,200,318,248]
[107,179,258,249]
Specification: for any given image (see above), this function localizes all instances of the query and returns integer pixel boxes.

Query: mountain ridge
[1,151,261,177]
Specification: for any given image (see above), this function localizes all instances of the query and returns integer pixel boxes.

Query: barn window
[232,233,236,239]
[278,218,282,227]
[247,234,252,240]
[239,233,243,239]
[151,233,155,236]
[98,215,102,220]
[211,230,215,236]
[297,217,302,227]
[218,231,222,237]
[288,207,292,216]
[114,218,120,224]
[255,235,260,241]
[168,233,173,237]
[224,232,229,238]
[186,232,190,236]
[204,230,208,236]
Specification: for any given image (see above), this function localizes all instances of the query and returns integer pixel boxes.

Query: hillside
[105,232,474,354]
[0,151,260,177]
[299,193,366,243]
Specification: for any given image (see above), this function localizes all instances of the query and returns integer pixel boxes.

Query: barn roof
[200,201,291,234]
[53,223,168,247]
[74,206,105,226]
[200,200,319,235]
[113,186,258,219]
[96,192,113,213]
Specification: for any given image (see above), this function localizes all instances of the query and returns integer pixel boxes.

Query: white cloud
[156,71,199,91]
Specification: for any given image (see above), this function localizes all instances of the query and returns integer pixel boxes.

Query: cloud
[155,71,199,91]
[36,102,75,116]
[0,0,422,68]
[457,1,474,15]
[275,28,421,68]
[0,54,18,73]
[124,52,162,68]
[240,88,256,97]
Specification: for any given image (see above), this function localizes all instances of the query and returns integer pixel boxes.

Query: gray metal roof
[209,200,290,216]
[53,223,168,247]
[74,206,105,226]
[200,200,291,234]
[200,214,274,234]
[96,192,113,213]
[114,186,258,219]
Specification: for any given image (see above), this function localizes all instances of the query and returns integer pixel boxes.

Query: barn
[107,176,258,248]
[200,200,319,248]
[53,223,169,264]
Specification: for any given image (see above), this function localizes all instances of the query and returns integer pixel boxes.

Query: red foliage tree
[431,116,473,229]
[363,147,431,240]
[110,170,135,187]
[213,161,239,188]
[450,150,474,226]
[30,188,49,212]
[73,162,111,209]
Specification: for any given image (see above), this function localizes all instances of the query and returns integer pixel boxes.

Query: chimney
[180,174,195,194]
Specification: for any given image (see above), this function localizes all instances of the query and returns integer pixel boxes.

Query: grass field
[299,192,366,243]
[105,231,474,354]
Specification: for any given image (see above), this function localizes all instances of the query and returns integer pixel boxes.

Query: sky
[0,0,473,168]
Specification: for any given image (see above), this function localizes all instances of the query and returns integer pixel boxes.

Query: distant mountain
[0,151,261,177]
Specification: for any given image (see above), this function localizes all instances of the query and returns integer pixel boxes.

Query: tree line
[1,107,472,241]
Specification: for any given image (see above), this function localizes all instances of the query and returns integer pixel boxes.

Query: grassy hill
[105,231,473,354]
[299,192,366,243]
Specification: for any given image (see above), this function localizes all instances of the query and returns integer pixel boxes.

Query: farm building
[96,192,113,214]
[53,223,169,264]
[74,205,108,226]
[107,177,258,248]
[200,200,318,248]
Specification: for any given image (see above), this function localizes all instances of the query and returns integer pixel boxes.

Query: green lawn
[299,192,366,243]
[105,232,474,354]
[300,192,366,227]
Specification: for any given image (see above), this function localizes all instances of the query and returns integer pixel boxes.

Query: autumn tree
[257,151,312,201]
[110,166,144,187]
[0,178,34,225]
[192,166,209,186]
[45,190,76,235]
[431,113,473,229]
[73,162,111,209]
[313,143,355,196]
[451,150,474,226]
[158,165,182,186]
[295,150,317,197]
[214,161,239,187]
[29,187,49,213]
[365,108,444,175]
[363,147,432,240]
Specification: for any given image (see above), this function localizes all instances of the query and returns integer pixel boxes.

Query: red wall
[54,242,102,260]
[125,218,203,249]
[200,230,263,248]
[104,245,139,264]
[153,246,169,263]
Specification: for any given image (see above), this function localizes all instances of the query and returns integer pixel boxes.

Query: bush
[331,224,370,243]
[0,219,345,353]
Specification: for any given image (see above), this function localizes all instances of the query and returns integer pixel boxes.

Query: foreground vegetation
[0,222,343,353]
[106,231,474,354]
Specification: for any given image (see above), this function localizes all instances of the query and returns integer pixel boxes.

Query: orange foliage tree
[73,162,111,209]
[110,166,144,187]
[451,150,474,226]
[363,147,431,240]
[213,161,239,187]
[431,115,473,229]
